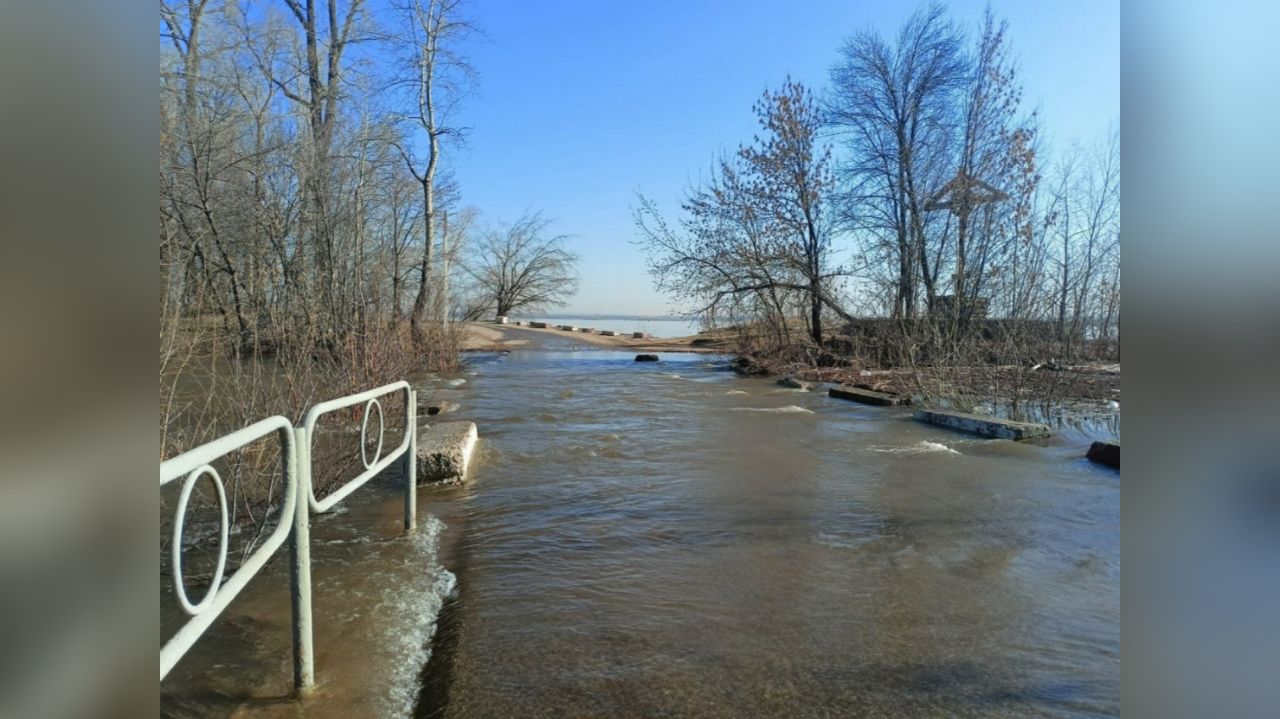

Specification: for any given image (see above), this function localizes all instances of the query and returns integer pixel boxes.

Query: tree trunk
[1058,245,1069,342]
[439,210,451,326]
[810,283,823,344]
[410,173,435,341]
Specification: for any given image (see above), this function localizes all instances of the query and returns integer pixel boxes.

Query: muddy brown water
[162,332,1119,718]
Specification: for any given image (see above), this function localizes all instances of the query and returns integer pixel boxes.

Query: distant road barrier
[160,382,419,696]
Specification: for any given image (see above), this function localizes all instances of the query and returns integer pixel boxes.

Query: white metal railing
[300,380,417,526]
[160,382,419,696]
[160,415,297,682]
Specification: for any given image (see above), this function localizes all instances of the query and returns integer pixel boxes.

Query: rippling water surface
[420,336,1119,717]
[160,330,1118,718]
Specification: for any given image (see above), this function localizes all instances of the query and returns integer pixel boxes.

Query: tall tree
[637,80,850,345]
[390,0,476,343]
[269,0,367,332]
[827,3,966,318]
[933,9,1039,326]
[739,80,844,343]
[1048,128,1119,345]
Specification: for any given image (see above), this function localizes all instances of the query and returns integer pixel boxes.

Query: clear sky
[444,0,1119,315]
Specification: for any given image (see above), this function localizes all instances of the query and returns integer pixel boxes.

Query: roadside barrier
[160,382,419,695]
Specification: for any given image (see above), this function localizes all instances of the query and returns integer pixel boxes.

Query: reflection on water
[420,349,1119,718]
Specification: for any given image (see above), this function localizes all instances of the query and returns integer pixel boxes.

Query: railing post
[290,426,316,694]
[405,388,418,533]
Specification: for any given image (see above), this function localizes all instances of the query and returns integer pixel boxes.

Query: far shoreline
[459,321,730,354]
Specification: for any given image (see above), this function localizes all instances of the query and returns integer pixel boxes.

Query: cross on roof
[924,171,1008,214]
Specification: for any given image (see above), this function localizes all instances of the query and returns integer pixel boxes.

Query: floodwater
[423,331,1119,717]
[161,329,1119,718]
[161,492,454,718]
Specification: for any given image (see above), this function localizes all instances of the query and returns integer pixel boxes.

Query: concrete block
[529,321,548,328]
[599,330,618,336]
[578,327,594,333]
[635,354,659,362]
[559,325,578,331]
[632,332,647,339]
[913,408,1051,440]
[416,421,478,484]
[495,316,508,324]
[1087,441,1120,468]
[829,385,910,406]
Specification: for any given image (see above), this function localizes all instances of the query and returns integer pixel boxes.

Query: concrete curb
[829,385,910,406]
[416,421,478,483]
[913,409,1051,440]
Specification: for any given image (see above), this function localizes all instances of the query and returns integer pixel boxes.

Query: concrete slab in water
[913,408,1051,440]
[417,421,478,483]
[829,385,909,406]
[1087,441,1120,468]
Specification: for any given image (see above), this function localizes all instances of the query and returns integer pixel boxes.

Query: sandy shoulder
[459,323,532,350]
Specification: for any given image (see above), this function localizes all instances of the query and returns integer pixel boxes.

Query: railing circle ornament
[171,464,230,616]
[360,397,385,470]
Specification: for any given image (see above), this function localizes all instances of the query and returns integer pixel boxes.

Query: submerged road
[417,331,1119,718]
[159,327,1118,718]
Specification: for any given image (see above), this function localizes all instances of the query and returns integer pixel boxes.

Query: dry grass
[160,318,462,578]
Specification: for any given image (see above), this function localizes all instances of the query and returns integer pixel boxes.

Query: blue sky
[443,0,1119,315]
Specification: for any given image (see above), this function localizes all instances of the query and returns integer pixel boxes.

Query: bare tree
[1046,128,1119,350]
[271,0,367,333]
[436,205,478,323]
[388,0,476,343]
[160,0,475,547]
[467,212,580,318]
[1072,128,1120,348]
[740,80,846,343]
[945,11,1036,320]
[827,3,967,318]
[636,80,852,347]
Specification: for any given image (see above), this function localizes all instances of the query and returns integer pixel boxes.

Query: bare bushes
[160,314,459,580]
[160,0,477,568]
[721,308,1119,415]
[888,316,1114,417]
